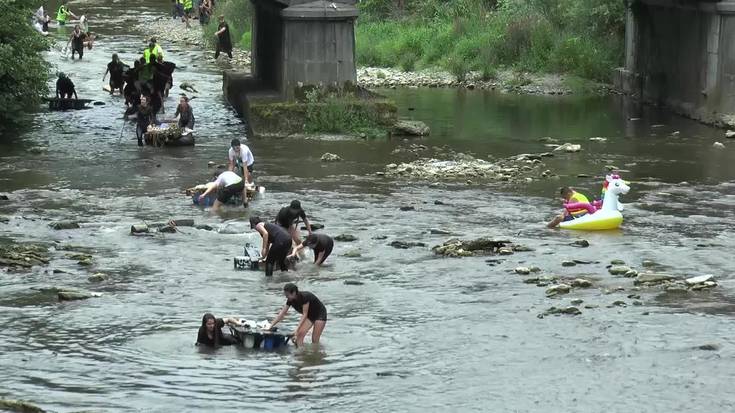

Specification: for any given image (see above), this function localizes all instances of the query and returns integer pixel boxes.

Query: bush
[304,91,387,137]
[0,0,49,129]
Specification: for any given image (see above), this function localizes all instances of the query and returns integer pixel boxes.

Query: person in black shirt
[270,283,327,346]
[250,217,292,276]
[174,96,194,129]
[275,200,313,245]
[67,24,86,60]
[135,95,156,146]
[289,233,334,265]
[103,54,126,95]
[213,15,232,59]
[196,313,243,347]
[55,73,77,99]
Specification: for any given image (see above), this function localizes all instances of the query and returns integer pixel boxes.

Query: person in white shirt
[197,170,244,212]
[227,138,254,183]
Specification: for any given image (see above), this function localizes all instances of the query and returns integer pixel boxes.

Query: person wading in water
[269,283,327,346]
[103,54,126,95]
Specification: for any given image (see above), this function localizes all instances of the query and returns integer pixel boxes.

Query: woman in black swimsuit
[269,283,327,346]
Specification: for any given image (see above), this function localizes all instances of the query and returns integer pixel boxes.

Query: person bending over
[198,170,244,212]
[547,186,590,228]
[196,313,243,347]
[289,233,333,266]
[276,200,312,245]
[270,283,327,346]
[250,217,291,277]
[55,73,77,99]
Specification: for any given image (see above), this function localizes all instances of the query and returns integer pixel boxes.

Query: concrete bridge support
[616,0,735,126]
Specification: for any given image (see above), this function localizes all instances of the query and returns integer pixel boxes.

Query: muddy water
[1,1,735,411]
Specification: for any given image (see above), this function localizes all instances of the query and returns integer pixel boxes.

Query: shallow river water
[1,1,735,412]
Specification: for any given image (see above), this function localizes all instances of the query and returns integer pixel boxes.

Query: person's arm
[303,215,312,235]
[294,303,309,334]
[69,10,78,19]
[174,105,181,118]
[103,67,109,80]
[198,180,219,201]
[55,83,60,98]
[222,317,243,327]
[270,304,289,328]
[215,27,226,36]
[72,88,78,99]
[258,226,270,258]
[288,242,305,259]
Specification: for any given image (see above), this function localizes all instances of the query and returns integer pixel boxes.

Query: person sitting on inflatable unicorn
[547,186,590,228]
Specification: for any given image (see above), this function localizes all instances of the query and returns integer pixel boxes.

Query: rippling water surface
[1,1,735,411]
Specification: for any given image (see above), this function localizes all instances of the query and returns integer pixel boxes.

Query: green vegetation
[249,91,397,138]
[203,0,252,50]
[356,0,625,82]
[0,0,50,128]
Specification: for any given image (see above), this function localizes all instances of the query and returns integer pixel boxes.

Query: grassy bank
[356,0,625,82]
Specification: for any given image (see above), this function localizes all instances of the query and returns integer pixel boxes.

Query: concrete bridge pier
[616,0,735,126]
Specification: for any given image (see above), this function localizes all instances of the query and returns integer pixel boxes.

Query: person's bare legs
[211,199,223,213]
[311,320,326,344]
[547,213,564,229]
[290,225,301,245]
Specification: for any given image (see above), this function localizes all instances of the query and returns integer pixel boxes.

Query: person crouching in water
[269,283,327,346]
[135,95,156,147]
[197,170,244,212]
[196,313,243,347]
[289,233,334,266]
[249,217,292,277]
[547,186,590,228]
[174,96,194,130]
[55,73,77,99]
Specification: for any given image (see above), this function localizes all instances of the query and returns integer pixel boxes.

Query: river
[1,1,735,412]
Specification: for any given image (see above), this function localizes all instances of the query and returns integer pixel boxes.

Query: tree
[0,0,50,129]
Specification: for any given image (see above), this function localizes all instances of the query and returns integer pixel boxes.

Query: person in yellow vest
[547,187,590,228]
[56,2,78,26]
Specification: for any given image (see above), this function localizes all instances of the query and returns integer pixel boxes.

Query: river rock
[546,284,571,297]
[570,240,589,248]
[58,289,101,301]
[343,250,362,258]
[523,275,558,285]
[553,143,581,153]
[498,247,514,255]
[335,234,357,242]
[634,273,676,285]
[320,152,343,162]
[343,280,364,285]
[87,273,108,282]
[570,278,593,288]
[49,221,80,230]
[697,343,721,351]
[515,266,531,275]
[561,260,576,267]
[608,265,632,275]
[624,269,639,278]
[641,259,658,267]
[0,399,46,413]
[429,228,451,235]
[196,224,214,231]
[611,300,627,307]
[539,306,581,317]
[0,194,8,201]
[713,141,725,149]
[0,244,50,269]
[726,130,735,138]
[389,240,426,249]
[610,259,626,265]
[399,206,415,211]
[691,281,718,291]
[432,237,511,257]
[392,120,430,136]
[512,244,535,252]
[570,299,584,305]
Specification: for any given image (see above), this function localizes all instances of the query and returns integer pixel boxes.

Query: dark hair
[290,200,301,209]
[249,216,262,229]
[112,53,118,60]
[560,187,571,196]
[230,138,240,148]
[199,313,219,346]
[283,283,298,294]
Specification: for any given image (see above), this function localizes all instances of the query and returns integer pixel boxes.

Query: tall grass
[356,0,625,82]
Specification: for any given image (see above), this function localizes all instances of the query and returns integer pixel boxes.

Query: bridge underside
[616,0,735,125]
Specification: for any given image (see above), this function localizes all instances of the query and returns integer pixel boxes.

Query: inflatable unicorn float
[560,174,630,230]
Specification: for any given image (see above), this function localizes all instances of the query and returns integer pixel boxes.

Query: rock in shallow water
[539,306,581,317]
[392,119,430,136]
[58,289,102,301]
[49,221,80,230]
[545,284,571,297]
[389,240,426,249]
[334,234,357,242]
[0,399,46,413]
[608,265,632,275]
[634,273,676,285]
[320,152,343,162]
